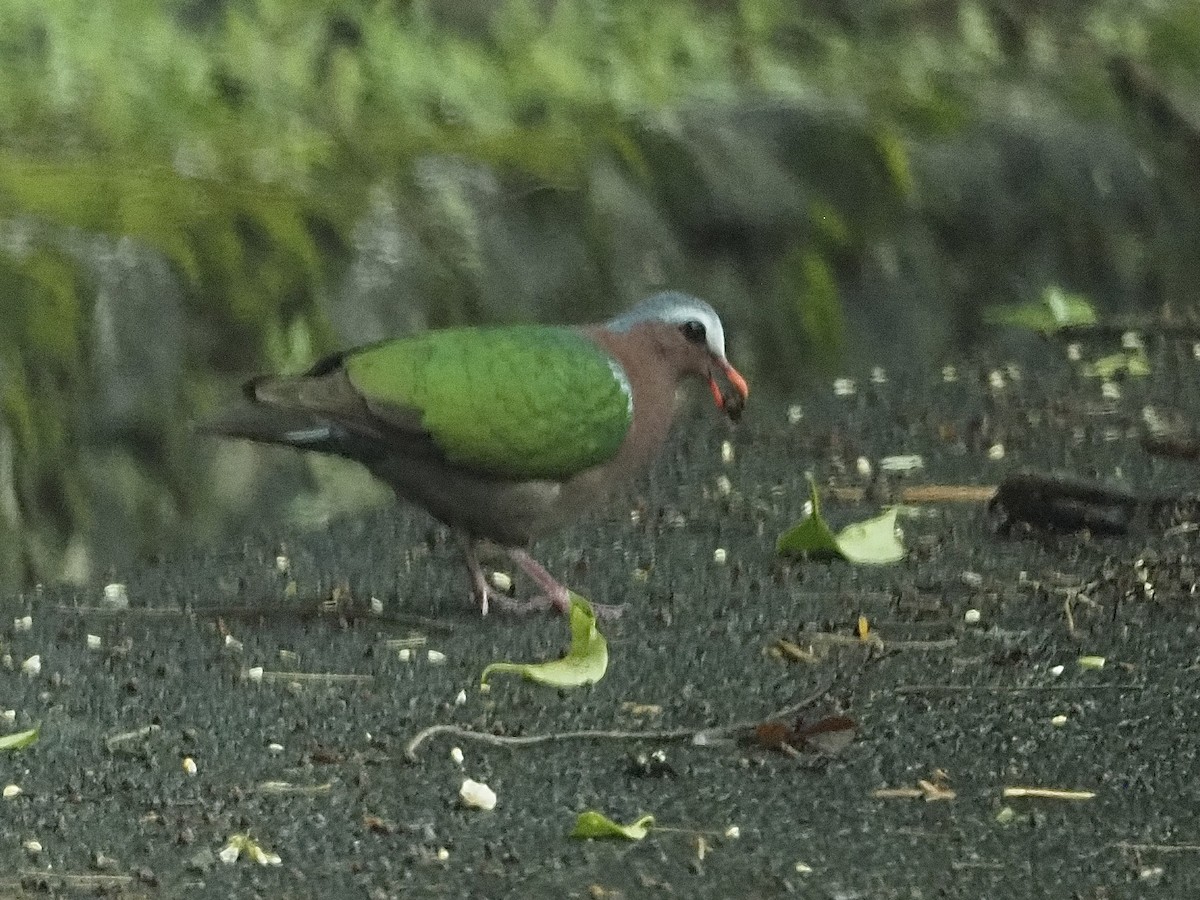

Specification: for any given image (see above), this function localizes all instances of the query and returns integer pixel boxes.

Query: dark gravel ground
[4,342,1200,899]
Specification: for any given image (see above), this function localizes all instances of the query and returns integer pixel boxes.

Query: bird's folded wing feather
[306,326,632,481]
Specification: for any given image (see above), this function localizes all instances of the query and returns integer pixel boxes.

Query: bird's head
[607,292,750,419]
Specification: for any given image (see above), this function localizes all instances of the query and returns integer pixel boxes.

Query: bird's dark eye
[679,320,706,344]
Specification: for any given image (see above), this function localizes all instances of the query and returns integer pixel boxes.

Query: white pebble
[941,364,958,383]
[1049,664,1065,677]
[724,825,740,839]
[489,571,513,593]
[21,655,40,677]
[459,778,497,810]
[1101,381,1121,401]
[268,743,284,754]
[450,747,464,766]
[224,634,243,652]
[86,634,102,650]
[436,847,450,862]
[23,840,41,854]
[427,650,446,664]
[833,377,857,397]
[3,785,21,799]
[963,609,981,625]
[1,710,14,724]
[721,440,735,464]
[247,667,264,683]
[13,615,32,633]
[1066,343,1082,361]
[795,862,813,873]
[103,583,129,608]
[370,596,384,615]
[397,648,412,662]
[1050,714,1068,726]
[454,689,467,706]
[856,456,872,478]
[988,370,1006,390]
[182,757,198,776]
[786,404,804,424]
[870,366,888,384]
[713,548,727,565]
[275,555,289,573]
[987,443,1005,460]
[880,454,924,473]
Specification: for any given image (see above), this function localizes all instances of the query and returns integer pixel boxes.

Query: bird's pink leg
[505,548,571,614]
[457,536,496,615]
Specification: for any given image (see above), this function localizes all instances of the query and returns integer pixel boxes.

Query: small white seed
[721,440,735,464]
[182,757,198,776]
[713,548,727,565]
[426,650,446,664]
[454,689,467,706]
[450,747,464,766]
[86,634,102,650]
[103,583,129,608]
[21,655,40,677]
[246,667,264,683]
[459,778,497,810]
[1050,714,1068,726]
[964,609,981,625]
[3,785,22,799]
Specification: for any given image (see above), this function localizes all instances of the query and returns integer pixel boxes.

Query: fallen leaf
[481,594,608,688]
[571,811,654,841]
[0,727,38,752]
[777,479,904,564]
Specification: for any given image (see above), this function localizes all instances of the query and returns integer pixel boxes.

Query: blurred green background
[0,0,1197,588]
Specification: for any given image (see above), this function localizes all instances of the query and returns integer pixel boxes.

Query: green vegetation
[0,0,1197,587]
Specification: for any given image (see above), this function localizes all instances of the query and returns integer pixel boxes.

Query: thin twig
[1002,786,1096,800]
[244,669,373,684]
[1114,841,1200,853]
[404,673,838,761]
[895,683,1141,694]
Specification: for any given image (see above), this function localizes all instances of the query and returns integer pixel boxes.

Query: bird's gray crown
[606,291,728,359]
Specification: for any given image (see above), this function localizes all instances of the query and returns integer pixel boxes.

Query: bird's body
[206,292,748,615]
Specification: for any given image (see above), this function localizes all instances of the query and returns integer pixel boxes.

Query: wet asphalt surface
[4,342,1200,899]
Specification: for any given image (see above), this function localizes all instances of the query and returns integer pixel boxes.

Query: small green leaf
[1081,349,1150,379]
[0,726,38,752]
[481,593,607,687]
[570,811,654,841]
[984,286,1098,333]
[777,479,905,565]
[775,480,842,560]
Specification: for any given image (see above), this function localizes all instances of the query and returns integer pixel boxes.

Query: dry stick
[827,485,997,504]
[404,673,839,762]
[895,683,1141,694]
[1002,787,1095,801]
[1114,841,1200,853]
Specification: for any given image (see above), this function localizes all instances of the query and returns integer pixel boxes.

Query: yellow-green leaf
[0,726,38,752]
[481,593,607,687]
[777,478,905,565]
[570,811,654,841]
[984,286,1098,333]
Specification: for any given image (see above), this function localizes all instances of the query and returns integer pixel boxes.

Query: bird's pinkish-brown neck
[583,324,687,475]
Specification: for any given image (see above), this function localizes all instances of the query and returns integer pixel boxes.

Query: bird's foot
[503,548,625,618]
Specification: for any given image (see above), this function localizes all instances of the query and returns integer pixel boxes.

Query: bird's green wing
[344,326,632,480]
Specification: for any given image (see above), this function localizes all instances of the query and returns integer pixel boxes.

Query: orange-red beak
[708,358,750,412]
